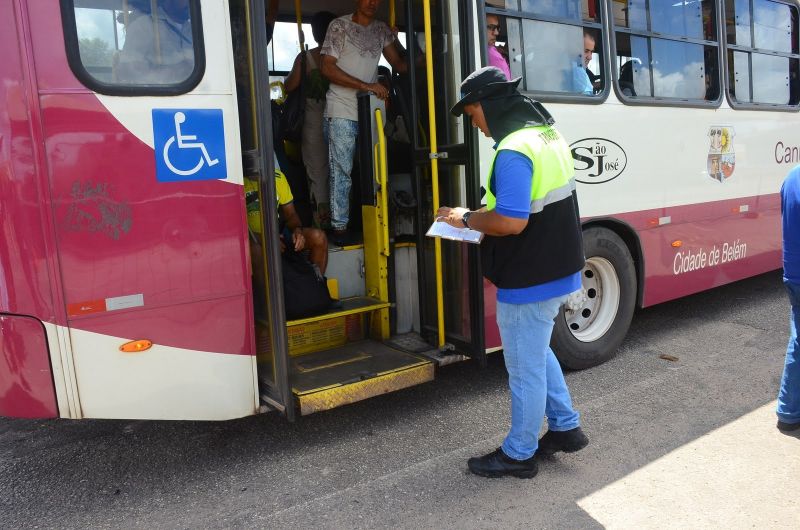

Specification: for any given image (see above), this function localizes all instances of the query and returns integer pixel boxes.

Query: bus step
[291,340,433,415]
[384,332,433,353]
[286,296,390,327]
[385,333,467,366]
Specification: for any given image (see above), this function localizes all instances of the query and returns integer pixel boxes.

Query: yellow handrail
[294,0,304,50]
[422,0,445,348]
[389,0,396,28]
[375,109,390,257]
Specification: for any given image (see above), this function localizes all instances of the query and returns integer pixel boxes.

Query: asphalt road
[1,270,797,529]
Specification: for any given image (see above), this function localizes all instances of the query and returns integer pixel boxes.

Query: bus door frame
[248,0,294,420]
[405,0,486,362]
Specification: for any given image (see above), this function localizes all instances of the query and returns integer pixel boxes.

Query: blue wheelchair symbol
[152,109,227,182]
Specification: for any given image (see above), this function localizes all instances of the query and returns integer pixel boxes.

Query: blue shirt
[492,149,582,304]
[782,166,800,282]
[572,65,594,95]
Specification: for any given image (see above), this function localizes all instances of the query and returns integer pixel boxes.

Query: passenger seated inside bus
[245,163,328,275]
[619,59,636,96]
[583,30,601,93]
[274,165,328,275]
[486,11,510,80]
[572,30,597,95]
[115,0,194,84]
[246,161,330,321]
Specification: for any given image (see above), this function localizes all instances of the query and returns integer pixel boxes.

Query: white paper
[426,220,484,244]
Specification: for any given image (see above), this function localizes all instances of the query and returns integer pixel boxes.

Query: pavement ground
[0,270,798,529]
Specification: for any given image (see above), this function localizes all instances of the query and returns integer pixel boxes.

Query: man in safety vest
[438,66,588,478]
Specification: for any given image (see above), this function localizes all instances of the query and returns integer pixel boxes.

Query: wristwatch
[461,210,473,228]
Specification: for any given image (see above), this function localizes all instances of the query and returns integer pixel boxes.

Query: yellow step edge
[296,362,434,415]
[286,301,391,327]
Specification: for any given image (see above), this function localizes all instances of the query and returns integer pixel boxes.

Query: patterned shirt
[320,14,395,121]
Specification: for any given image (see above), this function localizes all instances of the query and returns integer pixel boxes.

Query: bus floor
[268,238,441,415]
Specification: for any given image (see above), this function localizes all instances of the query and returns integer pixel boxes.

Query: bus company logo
[570,138,627,184]
[707,126,735,183]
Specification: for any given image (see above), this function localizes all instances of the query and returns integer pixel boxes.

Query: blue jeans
[778,280,800,424]
[323,117,358,231]
[497,295,581,460]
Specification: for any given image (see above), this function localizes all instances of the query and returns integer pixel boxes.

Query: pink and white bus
[1,0,797,421]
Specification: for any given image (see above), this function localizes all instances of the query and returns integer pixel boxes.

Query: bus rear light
[119,340,153,353]
[671,241,682,248]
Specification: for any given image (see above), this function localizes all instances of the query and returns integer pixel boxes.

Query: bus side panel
[0,1,60,418]
[26,1,258,420]
[39,93,252,353]
[640,195,782,307]
[0,315,58,418]
[0,1,57,323]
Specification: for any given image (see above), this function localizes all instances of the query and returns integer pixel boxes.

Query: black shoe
[777,420,800,432]
[467,448,538,479]
[329,229,361,247]
[537,426,589,455]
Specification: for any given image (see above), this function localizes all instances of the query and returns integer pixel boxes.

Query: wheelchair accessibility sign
[152,109,227,182]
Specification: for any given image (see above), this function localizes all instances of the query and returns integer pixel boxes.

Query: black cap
[450,66,522,116]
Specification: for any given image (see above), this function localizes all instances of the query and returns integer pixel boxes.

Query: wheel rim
[564,257,620,343]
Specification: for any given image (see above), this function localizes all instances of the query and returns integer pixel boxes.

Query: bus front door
[404,0,486,361]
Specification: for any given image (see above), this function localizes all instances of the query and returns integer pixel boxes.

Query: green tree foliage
[79,37,113,66]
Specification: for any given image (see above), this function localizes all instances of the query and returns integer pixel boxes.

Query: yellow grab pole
[294,0,305,50]
[375,109,391,256]
[422,0,446,348]
[389,0,396,28]
[244,0,258,148]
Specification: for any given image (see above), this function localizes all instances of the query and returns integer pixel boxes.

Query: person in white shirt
[320,0,408,243]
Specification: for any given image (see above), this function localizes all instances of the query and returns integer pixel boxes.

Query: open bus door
[231,0,293,418]
[245,0,454,417]
[402,0,487,363]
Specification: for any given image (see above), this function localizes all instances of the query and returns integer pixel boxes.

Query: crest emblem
[707,126,735,183]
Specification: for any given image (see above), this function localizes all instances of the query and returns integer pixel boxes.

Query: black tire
[551,227,637,370]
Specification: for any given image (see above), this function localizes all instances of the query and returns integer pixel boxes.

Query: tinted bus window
[725,0,799,107]
[491,0,605,98]
[61,0,204,94]
[613,0,720,103]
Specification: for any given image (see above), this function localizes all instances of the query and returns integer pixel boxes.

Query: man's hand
[292,228,306,252]
[365,82,389,100]
[436,206,470,228]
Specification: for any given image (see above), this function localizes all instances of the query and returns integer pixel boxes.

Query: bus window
[612,0,720,104]
[489,0,606,98]
[725,0,800,107]
[268,19,407,97]
[61,0,204,94]
[268,21,406,75]
[269,21,309,74]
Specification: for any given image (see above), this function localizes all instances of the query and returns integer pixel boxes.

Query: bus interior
[229,0,483,417]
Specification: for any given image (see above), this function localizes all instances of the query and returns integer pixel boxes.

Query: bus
[1,0,797,421]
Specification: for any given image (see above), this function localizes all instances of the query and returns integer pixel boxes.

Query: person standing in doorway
[777,165,800,433]
[285,11,338,230]
[439,67,588,478]
[320,0,409,245]
[486,12,511,80]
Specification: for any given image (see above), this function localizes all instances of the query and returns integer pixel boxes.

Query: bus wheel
[552,227,637,370]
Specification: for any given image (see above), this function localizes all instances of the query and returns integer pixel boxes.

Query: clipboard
[426,220,484,244]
